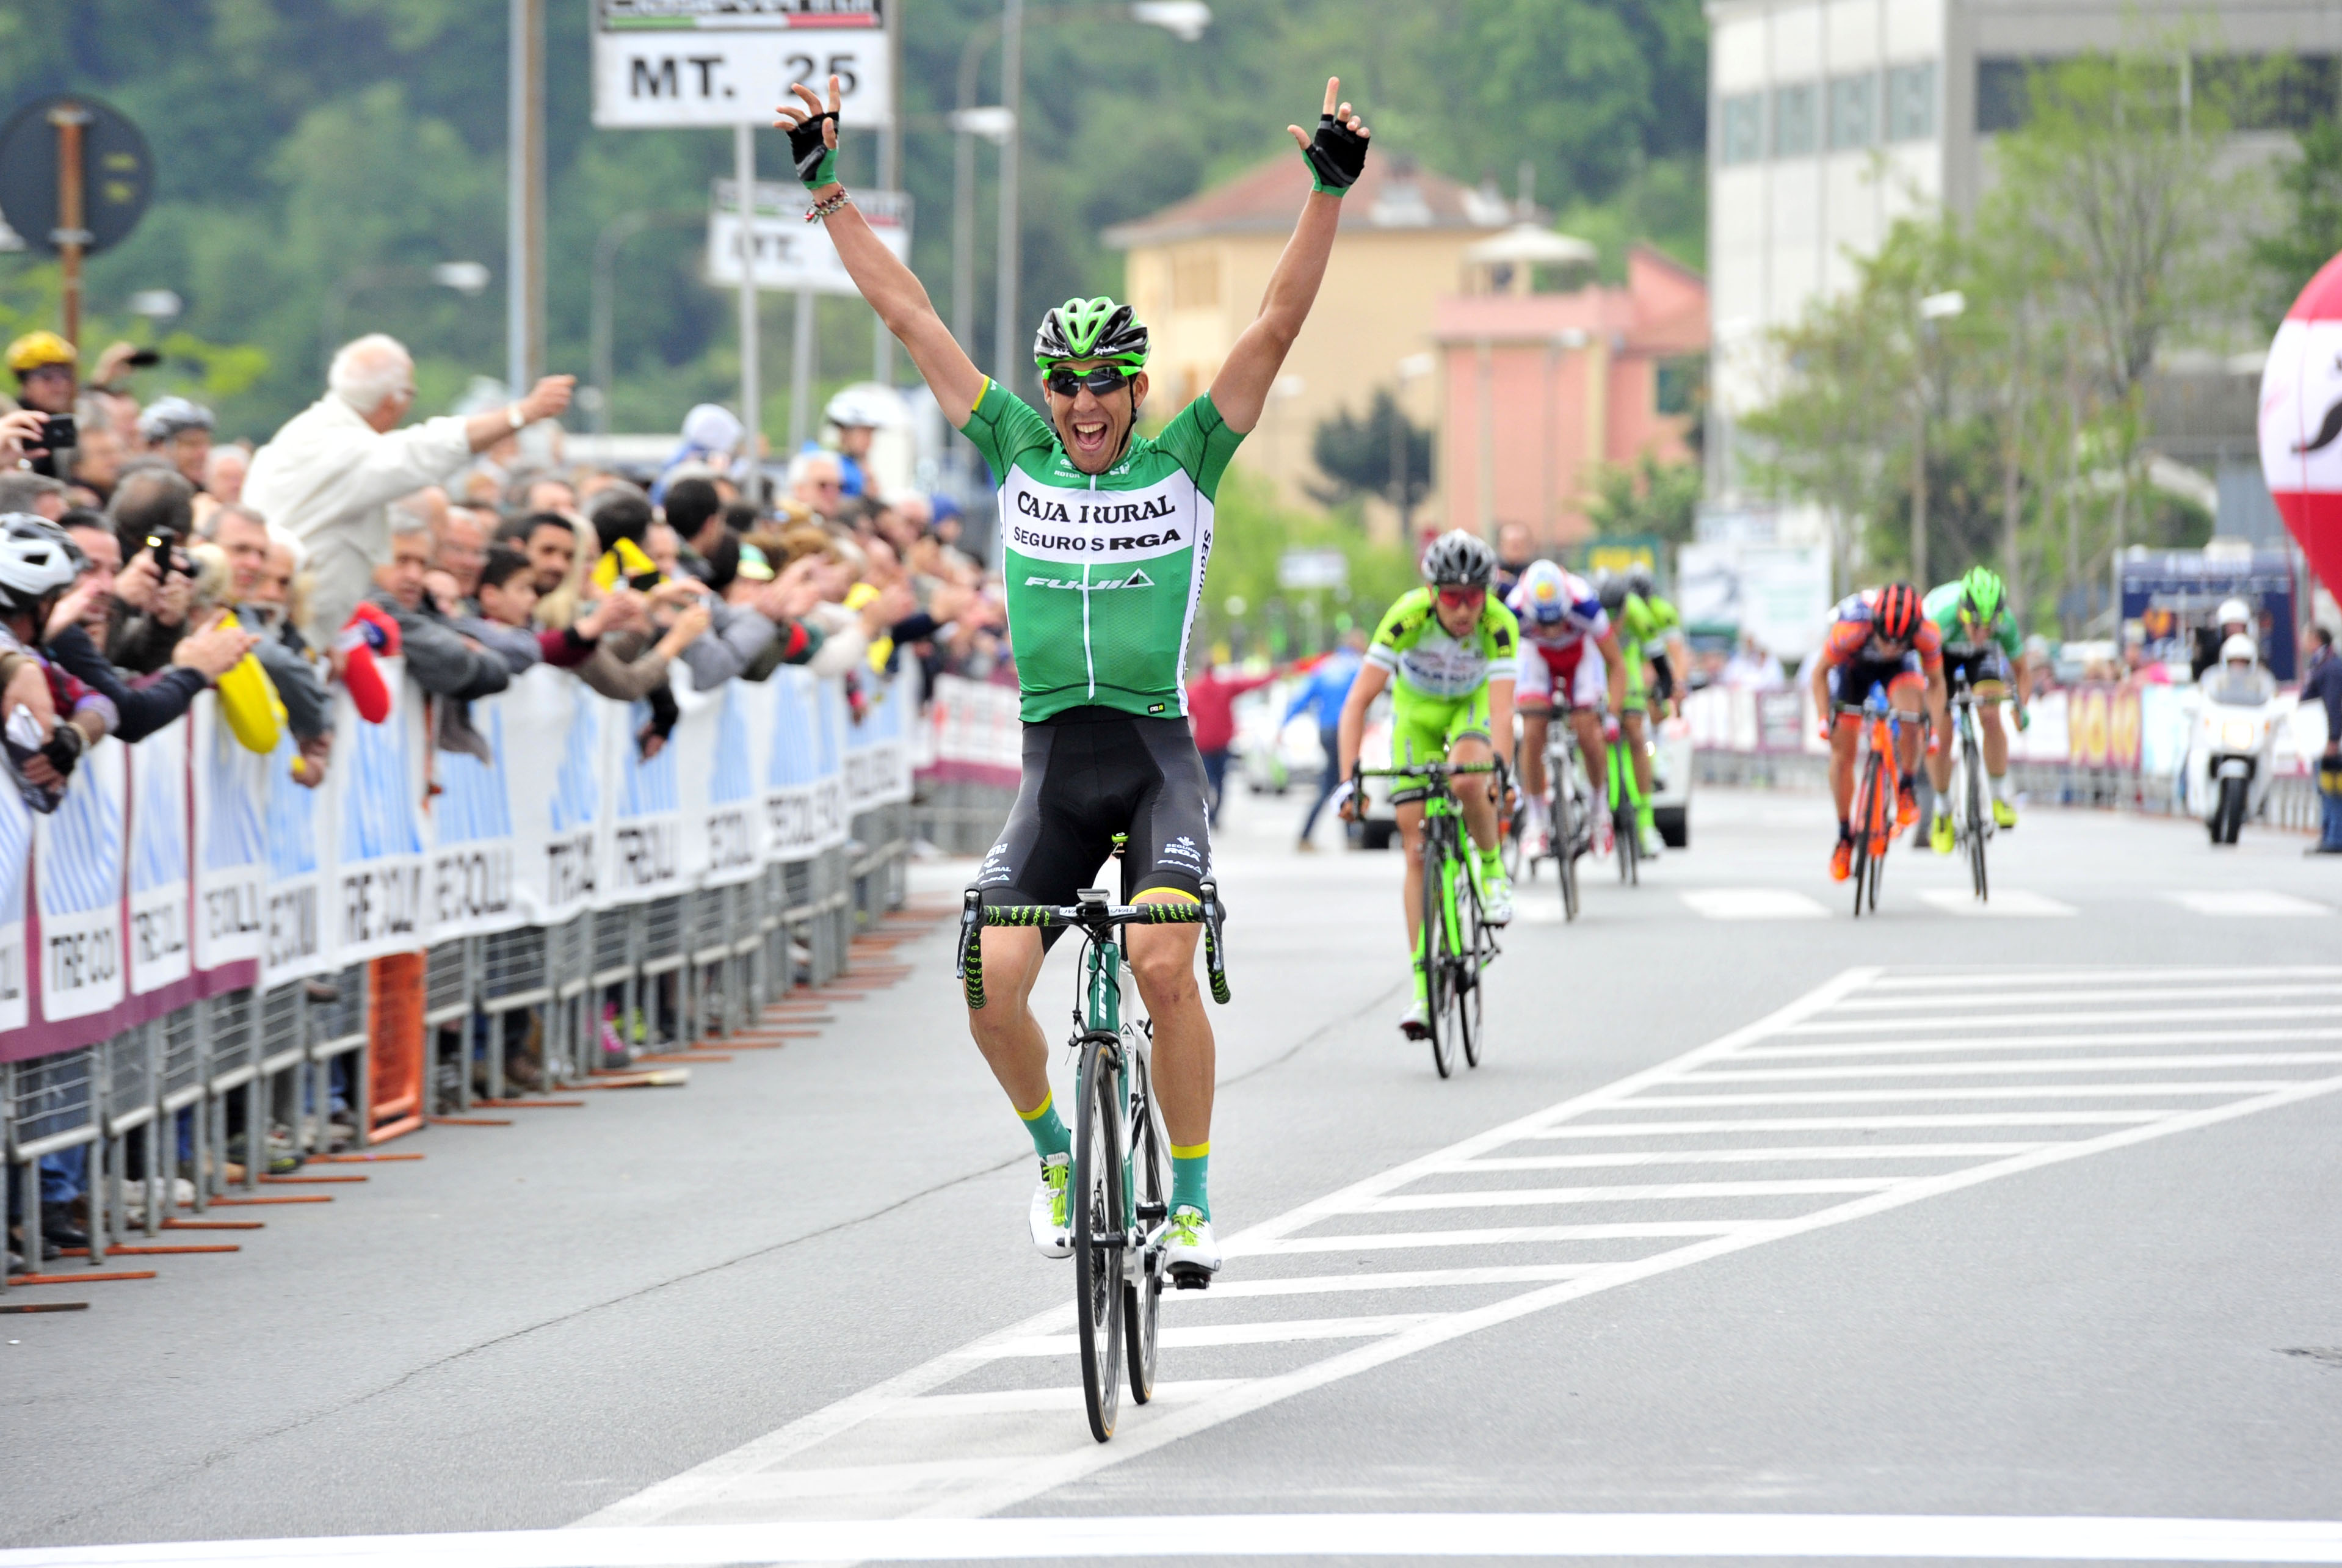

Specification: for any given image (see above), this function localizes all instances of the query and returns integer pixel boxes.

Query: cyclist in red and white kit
[1507,560,1628,857]
[1810,583,1947,881]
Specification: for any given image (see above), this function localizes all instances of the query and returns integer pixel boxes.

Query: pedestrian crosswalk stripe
[1742,1028,2342,1060]
[2167,890,2333,916]
[881,1382,1249,1418]
[1679,888,1830,920]
[565,965,2342,1537]
[1862,965,2342,991]
[1829,982,2342,1011]
[1917,888,2076,915]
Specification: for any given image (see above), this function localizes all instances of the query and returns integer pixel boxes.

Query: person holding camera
[102,464,201,675]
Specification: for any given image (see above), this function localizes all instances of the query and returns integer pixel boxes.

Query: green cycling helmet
[1960,565,2006,626]
[1034,296,1149,371]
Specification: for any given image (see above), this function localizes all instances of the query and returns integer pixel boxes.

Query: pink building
[1434,245,1708,553]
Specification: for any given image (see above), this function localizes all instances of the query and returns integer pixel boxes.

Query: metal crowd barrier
[4,835,907,1293]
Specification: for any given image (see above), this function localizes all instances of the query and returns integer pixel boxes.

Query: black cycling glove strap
[41,721,83,779]
[789,112,841,189]
[1302,113,1369,194]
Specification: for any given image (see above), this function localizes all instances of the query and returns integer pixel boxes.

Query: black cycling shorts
[1827,653,1923,711]
[973,706,1211,947]
[1943,645,2011,694]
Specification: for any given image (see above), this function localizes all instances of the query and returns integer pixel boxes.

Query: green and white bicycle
[957,874,1230,1444]
[1360,759,1501,1078]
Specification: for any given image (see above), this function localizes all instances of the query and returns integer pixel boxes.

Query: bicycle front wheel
[1551,752,1580,922]
[1851,751,1880,918]
[1124,1057,1167,1405]
[1424,825,1457,1079]
[1457,870,1490,1070]
[1965,738,1989,901]
[1071,1033,1126,1442]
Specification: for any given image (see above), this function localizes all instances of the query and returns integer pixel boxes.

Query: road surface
[6,784,2341,1566]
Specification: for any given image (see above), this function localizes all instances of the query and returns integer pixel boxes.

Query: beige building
[1106,153,1519,532]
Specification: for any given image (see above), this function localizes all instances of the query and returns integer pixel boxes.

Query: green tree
[2251,116,2342,327]
[1586,452,1700,545]
[1308,390,1431,523]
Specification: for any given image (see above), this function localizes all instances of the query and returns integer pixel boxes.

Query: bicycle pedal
[1168,1264,1213,1291]
[1136,1202,1167,1222]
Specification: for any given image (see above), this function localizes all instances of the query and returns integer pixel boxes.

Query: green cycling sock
[1474,843,1506,887]
[1017,1091,1071,1161]
[1170,1141,1209,1219]
[1636,799,1656,832]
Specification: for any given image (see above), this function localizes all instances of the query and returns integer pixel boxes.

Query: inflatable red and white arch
[2261,250,2342,596]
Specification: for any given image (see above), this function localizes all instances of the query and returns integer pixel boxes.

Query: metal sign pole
[993,0,1022,387]
[49,103,88,348]
[508,0,546,396]
[736,125,761,490]
[791,286,817,455]
[874,0,904,385]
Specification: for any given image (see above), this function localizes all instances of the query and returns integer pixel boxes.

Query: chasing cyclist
[1336,531,1519,1040]
[777,74,1371,1283]
[1923,567,2029,850]
[1507,559,1625,860]
[1609,565,1691,859]
[1810,583,1946,881]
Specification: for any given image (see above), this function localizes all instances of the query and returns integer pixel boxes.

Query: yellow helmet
[5,330,76,376]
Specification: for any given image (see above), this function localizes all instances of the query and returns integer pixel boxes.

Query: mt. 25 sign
[592,0,893,129]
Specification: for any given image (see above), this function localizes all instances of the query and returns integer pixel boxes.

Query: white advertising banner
[329,658,430,964]
[763,666,842,862]
[190,693,266,973]
[504,666,606,926]
[260,722,329,987]
[34,740,126,1023]
[426,697,524,940]
[678,680,766,887]
[1678,542,1835,659]
[0,786,29,1034]
[125,714,192,996]
[604,696,686,905]
[706,184,912,294]
[843,669,912,808]
[592,0,893,130]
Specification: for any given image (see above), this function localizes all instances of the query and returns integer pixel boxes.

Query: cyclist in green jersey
[778,74,1372,1282]
[1923,566,2031,850]
[1599,568,1689,859]
[1335,531,1519,1040]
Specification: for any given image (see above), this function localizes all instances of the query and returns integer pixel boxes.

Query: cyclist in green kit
[778,73,1372,1285]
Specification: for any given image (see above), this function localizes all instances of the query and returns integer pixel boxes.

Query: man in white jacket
[244,333,573,644]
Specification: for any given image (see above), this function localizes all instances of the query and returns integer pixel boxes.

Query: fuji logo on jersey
[1023,567,1158,592]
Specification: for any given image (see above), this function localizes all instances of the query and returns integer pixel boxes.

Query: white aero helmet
[824,384,903,430]
[2220,633,2258,665]
[0,512,88,615]
[2216,597,2252,627]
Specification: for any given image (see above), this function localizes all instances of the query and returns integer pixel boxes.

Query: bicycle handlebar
[957,884,1230,1011]
[1355,761,1499,779]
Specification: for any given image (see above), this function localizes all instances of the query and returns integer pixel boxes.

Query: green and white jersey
[1367,586,1521,699]
[1922,581,2021,659]
[962,379,1243,724]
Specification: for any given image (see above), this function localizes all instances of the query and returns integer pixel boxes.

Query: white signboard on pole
[592,0,893,129]
[707,181,910,293]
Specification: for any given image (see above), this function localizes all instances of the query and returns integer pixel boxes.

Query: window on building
[1828,72,1876,150]
[2200,53,2338,131]
[1720,92,1764,164]
[1656,355,1705,418]
[1886,62,1936,140]
[1772,83,1816,156]
[1171,250,1219,311]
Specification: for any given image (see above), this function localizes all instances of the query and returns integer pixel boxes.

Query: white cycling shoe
[1028,1153,1072,1260]
[1164,1205,1220,1288]
[1637,821,1666,859]
[1482,879,1515,925]
[1399,998,1430,1039]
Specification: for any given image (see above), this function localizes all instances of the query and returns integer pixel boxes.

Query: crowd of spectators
[1,326,1013,1272]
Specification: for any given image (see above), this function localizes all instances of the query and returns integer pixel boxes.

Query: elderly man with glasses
[243,333,574,644]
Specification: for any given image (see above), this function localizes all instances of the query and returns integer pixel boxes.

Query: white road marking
[1343,1177,1905,1211]
[1741,1028,2342,1060]
[1784,1004,2340,1033]
[877,1382,1248,1417]
[1626,1082,2302,1106]
[1526,1111,2167,1136]
[1825,982,2342,1011]
[26,1511,2342,1566]
[1446,1143,2045,1170]
[1224,1221,1752,1256]
[1861,965,2342,991]
[1916,888,2076,916]
[984,1315,1445,1356]
[1679,888,1831,920]
[2168,890,2333,916]
[1200,1264,1595,1296]
[1690,1051,2342,1083]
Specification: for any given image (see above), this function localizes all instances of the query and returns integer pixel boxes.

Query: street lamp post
[321,261,490,376]
[1913,289,1965,586]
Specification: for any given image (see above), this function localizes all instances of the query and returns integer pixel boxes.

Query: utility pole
[736,125,761,485]
[50,103,87,347]
[993,0,1024,386]
[507,0,545,396]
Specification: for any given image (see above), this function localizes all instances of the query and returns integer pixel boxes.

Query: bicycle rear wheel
[1964,737,1989,901]
[1071,1033,1126,1442]
[1123,1056,1167,1405]
[1424,825,1458,1079]
[1457,871,1490,1070]
[1550,750,1580,922]
[1851,751,1880,918]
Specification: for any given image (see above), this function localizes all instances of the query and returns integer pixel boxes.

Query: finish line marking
[15,1512,2342,1566]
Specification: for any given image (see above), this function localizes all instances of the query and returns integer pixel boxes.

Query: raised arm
[1210,78,1371,434]
[778,78,985,427]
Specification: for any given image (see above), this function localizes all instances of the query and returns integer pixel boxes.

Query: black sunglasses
[1043,366,1133,398]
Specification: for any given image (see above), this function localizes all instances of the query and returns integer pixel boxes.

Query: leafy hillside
[0,0,1704,441]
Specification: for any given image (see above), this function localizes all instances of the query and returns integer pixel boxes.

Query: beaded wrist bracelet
[806,189,852,223]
